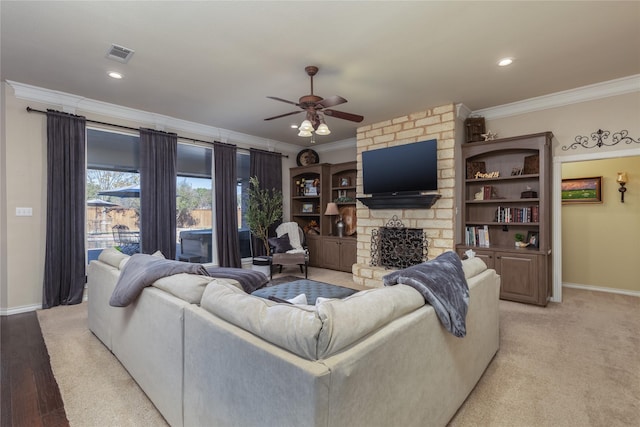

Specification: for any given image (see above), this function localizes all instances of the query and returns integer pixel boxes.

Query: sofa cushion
[98,247,130,269]
[152,273,218,304]
[462,257,487,279]
[316,285,424,358]
[201,281,322,360]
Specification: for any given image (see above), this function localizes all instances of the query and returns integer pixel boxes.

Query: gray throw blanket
[110,254,209,307]
[205,267,269,293]
[383,251,469,337]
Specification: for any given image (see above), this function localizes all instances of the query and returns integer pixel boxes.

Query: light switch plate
[16,207,33,216]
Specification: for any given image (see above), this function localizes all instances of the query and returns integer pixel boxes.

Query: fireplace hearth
[370,216,428,269]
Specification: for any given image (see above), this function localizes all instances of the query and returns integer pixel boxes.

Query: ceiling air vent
[105,44,135,63]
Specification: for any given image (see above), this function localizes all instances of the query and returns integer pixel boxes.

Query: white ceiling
[1,1,639,147]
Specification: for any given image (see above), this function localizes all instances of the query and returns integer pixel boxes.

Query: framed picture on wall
[561,177,602,204]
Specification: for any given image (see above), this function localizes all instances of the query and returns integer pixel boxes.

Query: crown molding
[455,103,472,121]
[472,74,640,120]
[6,80,301,153]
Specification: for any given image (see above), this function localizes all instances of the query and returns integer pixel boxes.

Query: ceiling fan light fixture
[298,129,313,137]
[299,120,313,132]
[315,123,331,135]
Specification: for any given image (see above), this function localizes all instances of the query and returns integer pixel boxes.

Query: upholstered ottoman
[251,279,357,304]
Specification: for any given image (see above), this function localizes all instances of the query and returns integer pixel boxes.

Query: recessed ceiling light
[108,71,123,79]
[290,124,299,129]
[497,58,513,67]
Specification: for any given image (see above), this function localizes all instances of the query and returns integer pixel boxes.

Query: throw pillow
[268,233,294,253]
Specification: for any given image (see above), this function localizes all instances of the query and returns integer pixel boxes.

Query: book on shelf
[465,225,490,247]
[495,205,539,223]
[483,185,494,200]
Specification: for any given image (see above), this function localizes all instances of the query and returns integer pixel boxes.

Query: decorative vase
[336,218,345,238]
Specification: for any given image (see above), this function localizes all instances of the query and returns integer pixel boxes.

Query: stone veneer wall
[353,104,457,288]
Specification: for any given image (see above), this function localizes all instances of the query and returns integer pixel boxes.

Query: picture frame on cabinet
[526,231,539,248]
[302,203,314,213]
[561,176,602,204]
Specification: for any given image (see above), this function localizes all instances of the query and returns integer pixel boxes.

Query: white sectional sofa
[88,249,500,427]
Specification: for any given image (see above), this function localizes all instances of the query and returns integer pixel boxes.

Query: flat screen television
[362,139,438,196]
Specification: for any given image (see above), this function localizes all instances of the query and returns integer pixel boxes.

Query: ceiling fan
[264,66,364,136]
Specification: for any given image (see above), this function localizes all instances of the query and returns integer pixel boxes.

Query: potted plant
[514,233,528,248]
[245,176,283,257]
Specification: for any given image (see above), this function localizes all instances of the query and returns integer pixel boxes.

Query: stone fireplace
[352,103,459,288]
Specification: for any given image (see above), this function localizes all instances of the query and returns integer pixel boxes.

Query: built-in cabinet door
[340,239,357,272]
[322,237,356,272]
[495,252,539,304]
[322,238,341,270]
[457,248,495,269]
[306,234,322,267]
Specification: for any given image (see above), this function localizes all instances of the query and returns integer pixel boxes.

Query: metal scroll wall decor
[370,215,428,269]
[562,129,640,151]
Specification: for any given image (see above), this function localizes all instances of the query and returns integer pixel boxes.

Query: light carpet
[38,287,639,427]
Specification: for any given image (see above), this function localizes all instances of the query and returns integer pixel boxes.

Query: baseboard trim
[0,303,42,316]
[563,282,640,298]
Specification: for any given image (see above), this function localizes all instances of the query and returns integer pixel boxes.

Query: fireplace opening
[370,216,428,269]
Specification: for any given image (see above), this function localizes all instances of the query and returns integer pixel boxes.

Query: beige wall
[562,157,640,292]
[484,91,640,294]
[2,80,637,311]
[0,82,303,313]
[3,89,48,311]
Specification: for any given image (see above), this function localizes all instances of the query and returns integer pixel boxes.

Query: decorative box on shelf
[521,190,538,198]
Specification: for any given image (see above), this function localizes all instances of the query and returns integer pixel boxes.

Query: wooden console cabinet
[456,132,553,306]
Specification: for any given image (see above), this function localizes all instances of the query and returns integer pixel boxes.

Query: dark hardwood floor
[1,312,69,427]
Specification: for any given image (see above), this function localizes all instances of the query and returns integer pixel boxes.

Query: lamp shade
[299,120,313,132]
[298,129,313,137]
[315,123,331,135]
[617,172,628,184]
[324,202,340,216]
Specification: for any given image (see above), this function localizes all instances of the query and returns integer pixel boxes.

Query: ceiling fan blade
[316,95,347,109]
[264,111,302,121]
[324,109,364,123]
[266,96,299,106]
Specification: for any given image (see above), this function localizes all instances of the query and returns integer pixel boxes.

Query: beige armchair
[269,222,308,280]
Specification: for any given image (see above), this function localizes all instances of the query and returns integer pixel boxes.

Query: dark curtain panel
[139,128,177,259]
[214,142,241,267]
[249,148,283,257]
[42,110,87,308]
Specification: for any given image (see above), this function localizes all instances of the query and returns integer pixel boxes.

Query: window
[86,129,141,261]
[176,143,213,263]
[236,152,252,259]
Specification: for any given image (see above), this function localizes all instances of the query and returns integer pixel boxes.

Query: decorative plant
[514,233,528,248]
[245,176,283,256]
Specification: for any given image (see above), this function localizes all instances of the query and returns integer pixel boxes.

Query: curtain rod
[25,106,288,158]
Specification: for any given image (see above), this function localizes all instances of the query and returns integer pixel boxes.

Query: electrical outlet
[16,207,33,216]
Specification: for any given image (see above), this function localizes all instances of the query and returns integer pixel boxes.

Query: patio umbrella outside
[87,198,121,233]
[97,185,140,198]
[87,198,121,208]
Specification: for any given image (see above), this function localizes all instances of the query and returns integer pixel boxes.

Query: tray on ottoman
[252,279,357,305]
